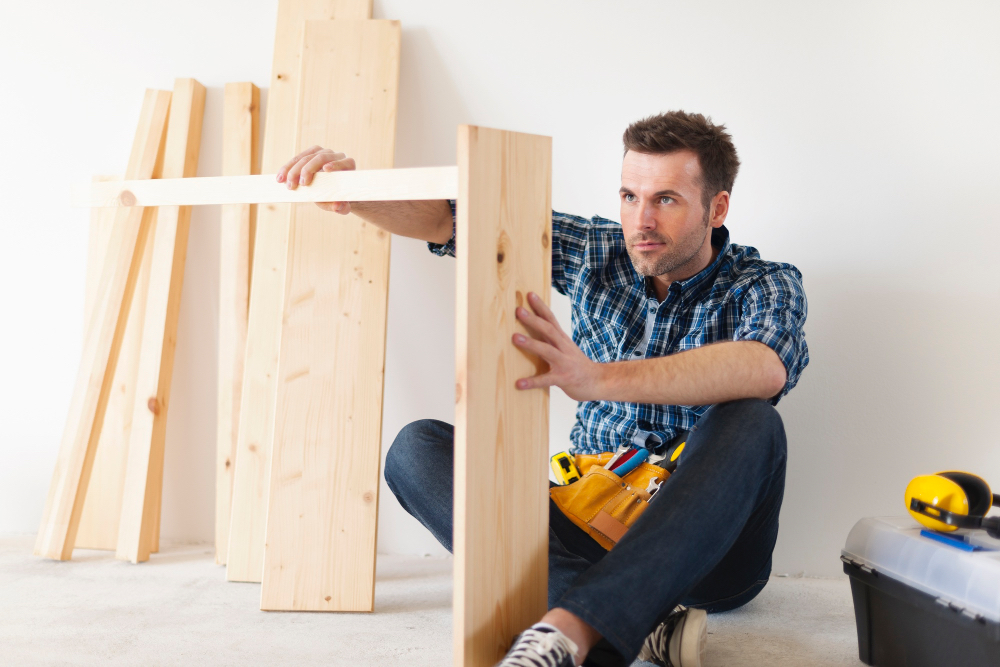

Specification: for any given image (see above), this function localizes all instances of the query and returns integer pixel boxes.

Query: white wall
[2,0,998,576]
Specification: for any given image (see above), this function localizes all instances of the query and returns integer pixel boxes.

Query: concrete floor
[0,535,863,666]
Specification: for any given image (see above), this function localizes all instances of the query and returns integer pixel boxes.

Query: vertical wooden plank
[227,0,374,583]
[116,78,206,563]
[34,89,171,561]
[259,19,400,612]
[216,82,260,565]
[453,126,552,666]
[76,175,155,550]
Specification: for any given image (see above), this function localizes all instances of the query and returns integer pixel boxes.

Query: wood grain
[116,78,206,563]
[73,167,457,207]
[216,82,260,565]
[227,0,374,583]
[453,126,552,666]
[34,88,171,561]
[259,18,400,611]
[75,175,154,551]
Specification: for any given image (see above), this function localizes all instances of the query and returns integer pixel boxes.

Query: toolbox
[842,516,1000,666]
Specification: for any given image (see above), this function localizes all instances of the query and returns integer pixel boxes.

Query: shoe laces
[500,626,579,667]
[642,605,687,666]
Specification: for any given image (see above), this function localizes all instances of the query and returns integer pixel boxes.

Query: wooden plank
[259,18,400,611]
[453,126,552,666]
[34,88,171,561]
[72,167,458,207]
[216,82,260,565]
[116,78,206,563]
[76,175,154,550]
[227,0,374,584]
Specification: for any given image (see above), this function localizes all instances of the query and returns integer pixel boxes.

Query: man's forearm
[594,340,787,406]
[347,200,453,244]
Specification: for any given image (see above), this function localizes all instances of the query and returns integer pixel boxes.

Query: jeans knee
[702,398,786,460]
[384,419,451,488]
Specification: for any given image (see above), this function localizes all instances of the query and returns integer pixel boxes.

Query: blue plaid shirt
[430,208,809,455]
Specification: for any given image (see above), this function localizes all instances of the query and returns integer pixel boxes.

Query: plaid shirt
[430,208,809,455]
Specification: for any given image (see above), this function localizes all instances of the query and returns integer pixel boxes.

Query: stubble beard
[625,211,711,278]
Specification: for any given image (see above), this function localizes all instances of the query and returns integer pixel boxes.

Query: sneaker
[636,605,707,667]
[495,623,580,667]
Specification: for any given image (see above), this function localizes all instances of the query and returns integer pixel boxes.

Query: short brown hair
[623,111,740,211]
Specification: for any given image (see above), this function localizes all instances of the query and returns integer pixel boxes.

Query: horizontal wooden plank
[73,167,457,208]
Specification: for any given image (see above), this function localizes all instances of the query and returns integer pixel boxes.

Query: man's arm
[277,145,453,244]
[511,292,787,404]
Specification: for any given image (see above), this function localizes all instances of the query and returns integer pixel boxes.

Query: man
[279,111,808,667]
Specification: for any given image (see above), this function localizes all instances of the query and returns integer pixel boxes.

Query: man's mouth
[633,241,665,251]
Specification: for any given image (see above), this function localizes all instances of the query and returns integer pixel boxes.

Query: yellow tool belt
[549,452,669,551]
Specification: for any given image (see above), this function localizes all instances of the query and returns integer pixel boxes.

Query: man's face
[619,150,714,278]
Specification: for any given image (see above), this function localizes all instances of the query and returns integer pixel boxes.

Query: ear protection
[905,471,1000,538]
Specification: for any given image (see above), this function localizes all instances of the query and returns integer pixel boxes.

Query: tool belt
[549,452,669,551]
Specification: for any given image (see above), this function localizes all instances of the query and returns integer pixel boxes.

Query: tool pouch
[549,452,669,551]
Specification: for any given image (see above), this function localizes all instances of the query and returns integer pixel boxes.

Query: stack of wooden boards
[38,0,400,611]
[41,1,555,664]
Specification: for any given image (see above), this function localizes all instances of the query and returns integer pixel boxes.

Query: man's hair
[622,110,740,212]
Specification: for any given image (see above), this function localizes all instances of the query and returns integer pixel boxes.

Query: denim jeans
[383,398,787,666]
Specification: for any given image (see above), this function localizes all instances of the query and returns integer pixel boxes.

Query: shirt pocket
[575,314,625,363]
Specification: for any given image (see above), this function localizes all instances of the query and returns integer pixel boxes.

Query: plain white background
[1,0,998,576]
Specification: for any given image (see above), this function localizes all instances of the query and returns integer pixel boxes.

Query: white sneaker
[495,623,580,667]
[636,605,707,667]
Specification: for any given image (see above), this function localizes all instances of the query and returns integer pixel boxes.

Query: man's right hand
[276,145,356,215]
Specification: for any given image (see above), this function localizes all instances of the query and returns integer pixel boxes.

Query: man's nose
[637,201,658,230]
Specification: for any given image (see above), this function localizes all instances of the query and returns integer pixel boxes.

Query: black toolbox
[842,516,1000,666]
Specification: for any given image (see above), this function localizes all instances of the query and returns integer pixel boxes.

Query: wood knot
[496,231,512,285]
[147,397,160,415]
[276,73,286,80]
[542,231,550,248]
[225,458,231,469]
[119,190,136,207]
[363,491,375,503]
[324,596,332,602]
[248,444,258,453]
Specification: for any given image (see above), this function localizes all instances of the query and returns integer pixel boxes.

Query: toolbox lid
[843,517,1000,623]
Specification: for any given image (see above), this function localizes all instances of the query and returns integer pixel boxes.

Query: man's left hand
[512,292,604,401]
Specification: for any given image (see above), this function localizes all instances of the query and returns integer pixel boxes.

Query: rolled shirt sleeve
[426,199,458,257]
[734,268,810,400]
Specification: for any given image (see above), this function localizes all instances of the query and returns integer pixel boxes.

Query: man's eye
[660,196,674,204]
[624,194,635,202]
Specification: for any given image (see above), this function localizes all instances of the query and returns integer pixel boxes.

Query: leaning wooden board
[259,18,400,612]
[227,0,374,582]
[35,89,171,560]
[216,82,260,565]
[453,126,553,666]
[116,78,206,563]
[75,175,153,550]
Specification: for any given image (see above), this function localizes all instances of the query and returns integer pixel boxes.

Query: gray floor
[0,535,862,666]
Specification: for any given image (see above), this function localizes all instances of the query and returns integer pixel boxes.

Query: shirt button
[633,351,641,356]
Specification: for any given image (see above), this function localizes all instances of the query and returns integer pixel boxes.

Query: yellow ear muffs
[905,474,970,532]
[937,471,992,516]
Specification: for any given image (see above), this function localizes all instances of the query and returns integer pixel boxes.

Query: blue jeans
[383,398,787,666]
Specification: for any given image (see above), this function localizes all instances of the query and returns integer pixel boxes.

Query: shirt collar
[642,225,731,302]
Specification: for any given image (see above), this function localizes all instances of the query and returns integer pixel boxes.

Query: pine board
[74,167,457,207]
[453,126,553,666]
[259,18,400,611]
[34,88,171,561]
[216,82,260,565]
[227,0,374,583]
[75,175,154,551]
[116,78,206,563]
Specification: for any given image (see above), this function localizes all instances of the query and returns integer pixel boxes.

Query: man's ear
[709,191,730,228]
